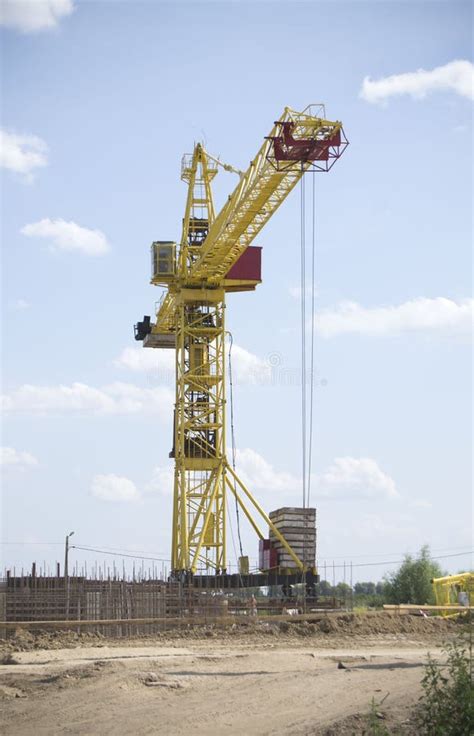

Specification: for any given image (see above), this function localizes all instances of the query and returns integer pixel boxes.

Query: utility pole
[64,531,74,619]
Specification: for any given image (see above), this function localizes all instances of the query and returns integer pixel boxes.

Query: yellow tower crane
[135,105,347,582]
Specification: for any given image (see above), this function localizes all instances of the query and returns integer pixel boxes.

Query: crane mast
[135,105,347,578]
[171,147,226,573]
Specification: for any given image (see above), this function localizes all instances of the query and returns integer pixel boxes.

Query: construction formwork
[0,572,324,638]
[1,575,171,636]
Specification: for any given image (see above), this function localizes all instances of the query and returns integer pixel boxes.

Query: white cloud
[0,446,38,468]
[115,346,174,376]
[0,129,48,181]
[235,448,399,499]
[360,60,474,104]
[91,474,139,502]
[315,297,473,338]
[0,0,74,33]
[146,465,174,496]
[115,343,271,385]
[1,381,173,416]
[235,447,299,494]
[11,298,30,311]
[318,457,399,499]
[92,464,174,503]
[229,344,271,385]
[235,450,398,502]
[21,218,110,256]
[146,451,296,501]
[92,450,398,515]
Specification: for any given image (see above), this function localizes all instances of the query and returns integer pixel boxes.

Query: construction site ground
[0,612,463,735]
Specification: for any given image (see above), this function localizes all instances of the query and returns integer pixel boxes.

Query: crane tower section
[135,105,347,577]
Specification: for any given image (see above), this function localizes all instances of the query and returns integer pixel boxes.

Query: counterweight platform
[180,569,320,596]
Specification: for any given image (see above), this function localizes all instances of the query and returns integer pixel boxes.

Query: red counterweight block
[270,122,344,163]
[225,246,262,281]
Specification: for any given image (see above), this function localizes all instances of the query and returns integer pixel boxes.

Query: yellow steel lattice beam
[188,107,345,283]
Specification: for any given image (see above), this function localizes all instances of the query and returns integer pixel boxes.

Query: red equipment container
[259,539,277,570]
[225,246,261,281]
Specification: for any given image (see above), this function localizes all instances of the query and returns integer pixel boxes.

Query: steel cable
[227,332,244,558]
[307,172,316,508]
[300,167,307,509]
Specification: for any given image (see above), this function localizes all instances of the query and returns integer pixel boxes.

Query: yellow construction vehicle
[432,572,474,608]
[134,105,347,586]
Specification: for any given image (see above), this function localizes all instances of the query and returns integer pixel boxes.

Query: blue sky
[1,0,472,581]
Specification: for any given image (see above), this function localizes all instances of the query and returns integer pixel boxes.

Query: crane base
[173,570,320,596]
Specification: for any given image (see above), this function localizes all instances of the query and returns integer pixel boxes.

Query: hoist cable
[300,167,307,509]
[225,494,243,581]
[307,173,316,508]
[300,168,318,599]
[227,332,244,558]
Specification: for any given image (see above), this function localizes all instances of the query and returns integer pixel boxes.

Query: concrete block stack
[269,507,316,568]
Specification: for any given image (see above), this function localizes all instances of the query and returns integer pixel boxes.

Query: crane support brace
[226,463,305,571]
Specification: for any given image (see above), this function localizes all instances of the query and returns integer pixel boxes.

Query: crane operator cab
[151,241,176,284]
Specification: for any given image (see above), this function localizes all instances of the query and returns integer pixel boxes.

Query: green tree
[317,580,333,596]
[375,581,384,596]
[383,545,443,604]
[354,581,376,596]
[335,582,352,599]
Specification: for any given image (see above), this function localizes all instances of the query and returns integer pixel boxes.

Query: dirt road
[0,635,442,735]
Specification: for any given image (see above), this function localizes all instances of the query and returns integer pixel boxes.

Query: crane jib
[188,117,347,282]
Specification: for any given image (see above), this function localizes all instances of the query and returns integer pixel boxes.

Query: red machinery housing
[259,539,278,571]
[267,121,348,172]
[224,245,262,291]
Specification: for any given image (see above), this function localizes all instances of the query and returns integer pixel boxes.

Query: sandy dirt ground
[0,614,457,735]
